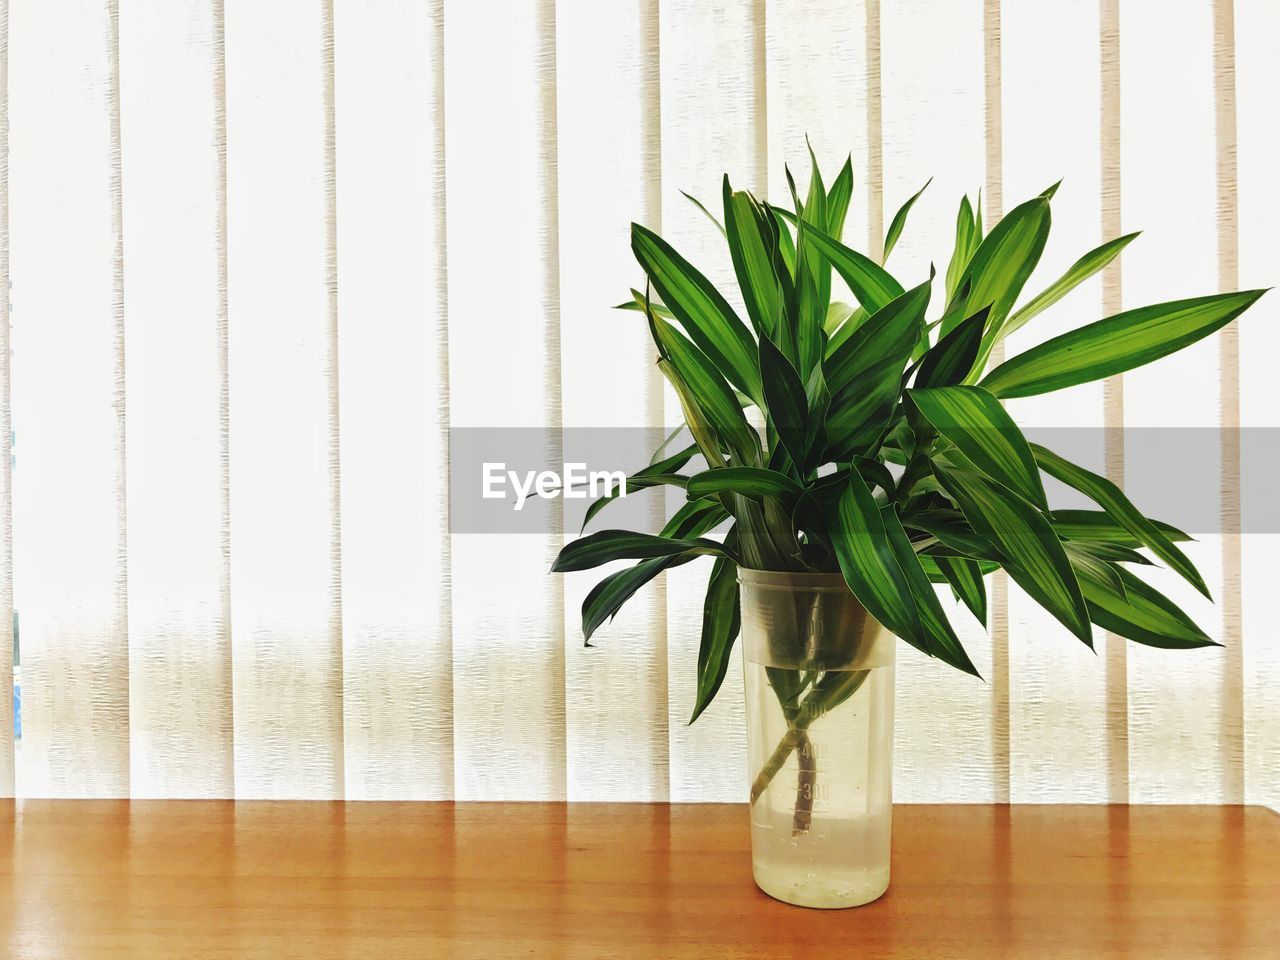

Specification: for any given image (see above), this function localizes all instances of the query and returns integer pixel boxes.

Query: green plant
[550,150,1264,811]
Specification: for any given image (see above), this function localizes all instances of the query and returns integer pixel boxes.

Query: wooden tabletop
[1,801,1276,959]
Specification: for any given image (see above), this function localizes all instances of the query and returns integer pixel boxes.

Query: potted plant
[551,151,1264,909]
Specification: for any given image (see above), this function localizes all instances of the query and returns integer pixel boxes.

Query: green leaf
[680,189,726,238]
[582,443,698,531]
[649,421,690,466]
[981,290,1268,398]
[724,178,791,339]
[828,472,926,650]
[661,497,730,539]
[582,556,685,643]
[933,463,1092,645]
[999,232,1140,341]
[799,221,906,314]
[733,493,802,570]
[793,146,832,334]
[1064,543,1128,599]
[758,334,809,469]
[786,237,826,379]
[825,305,869,356]
[803,141,828,233]
[1070,556,1216,649]
[552,530,732,573]
[883,178,931,264]
[918,554,1001,582]
[825,277,930,394]
[902,511,1002,561]
[1066,539,1153,566]
[686,466,804,502]
[853,457,897,497]
[824,358,903,461]
[944,195,978,303]
[636,439,698,480]
[1050,509,1192,546]
[581,472,688,532]
[826,155,854,241]
[770,206,797,278]
[965,194,1052,347]
[803,363,831,467]
[824,301,858,336]
[1031,443,1209,598]
[632,223,763,403]
[615,289,675,318]
[913,306,989,389]
[654,318,760,466]
[772,198,799,226]
[938,276,973,339]
[691,552,742,722]
[908,385,1047,507]
[881,507,981,675]
[660,359,726,470]
[933,554,987,623]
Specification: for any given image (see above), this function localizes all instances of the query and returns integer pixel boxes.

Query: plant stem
[749,726,806,805]
[749,669,872,815]
[792,731,817,834]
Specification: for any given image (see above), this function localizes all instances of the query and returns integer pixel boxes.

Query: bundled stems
[750,667,872,832]
[793,732,817,834]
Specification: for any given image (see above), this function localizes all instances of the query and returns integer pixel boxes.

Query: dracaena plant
[550,150,1264,754]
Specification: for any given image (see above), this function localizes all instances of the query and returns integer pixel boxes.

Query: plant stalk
[749,669,871,823]
[793,731,817,834]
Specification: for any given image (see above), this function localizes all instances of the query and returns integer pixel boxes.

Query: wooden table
[1,801,1276,958]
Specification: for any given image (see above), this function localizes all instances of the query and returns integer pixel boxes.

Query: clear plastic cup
[739,568,895,909]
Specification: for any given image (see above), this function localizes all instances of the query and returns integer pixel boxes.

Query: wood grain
[1,802,1276,958]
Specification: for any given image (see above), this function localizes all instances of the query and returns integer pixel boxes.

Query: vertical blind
[0,0,1276,805]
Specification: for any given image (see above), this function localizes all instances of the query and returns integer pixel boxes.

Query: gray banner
[447,427,1280,535]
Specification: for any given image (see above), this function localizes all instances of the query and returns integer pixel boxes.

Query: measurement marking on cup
[798,739,826,760]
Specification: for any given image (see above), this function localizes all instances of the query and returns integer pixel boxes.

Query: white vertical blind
[881,0,998,804]
[558,0,669,802]
[120,0,232,798]
[10,0,130,798]
[335,0,454,801]
[1121,0,1229,803]
[1001,0,1110,803]
[764,0,873,261]
[659,0,765,804]
[225,0,343,799]
[0,0,13,798]
[1237,0,1280,808]
[0,0,1274,805]
[445,0,565,800]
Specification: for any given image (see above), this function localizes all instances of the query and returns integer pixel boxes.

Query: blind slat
[1238,0,1280,810]
[0,0,12,799]
[335,0,454,801]
[9,0,129,798]
[444,0,566,800]
[225,0,343,799]
[558,0,670,802]
[120,0,233,799]
[1121,0,1228,803]
[658,0,764,802]
[881,0,997,803]
[1001,0,1110,803]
